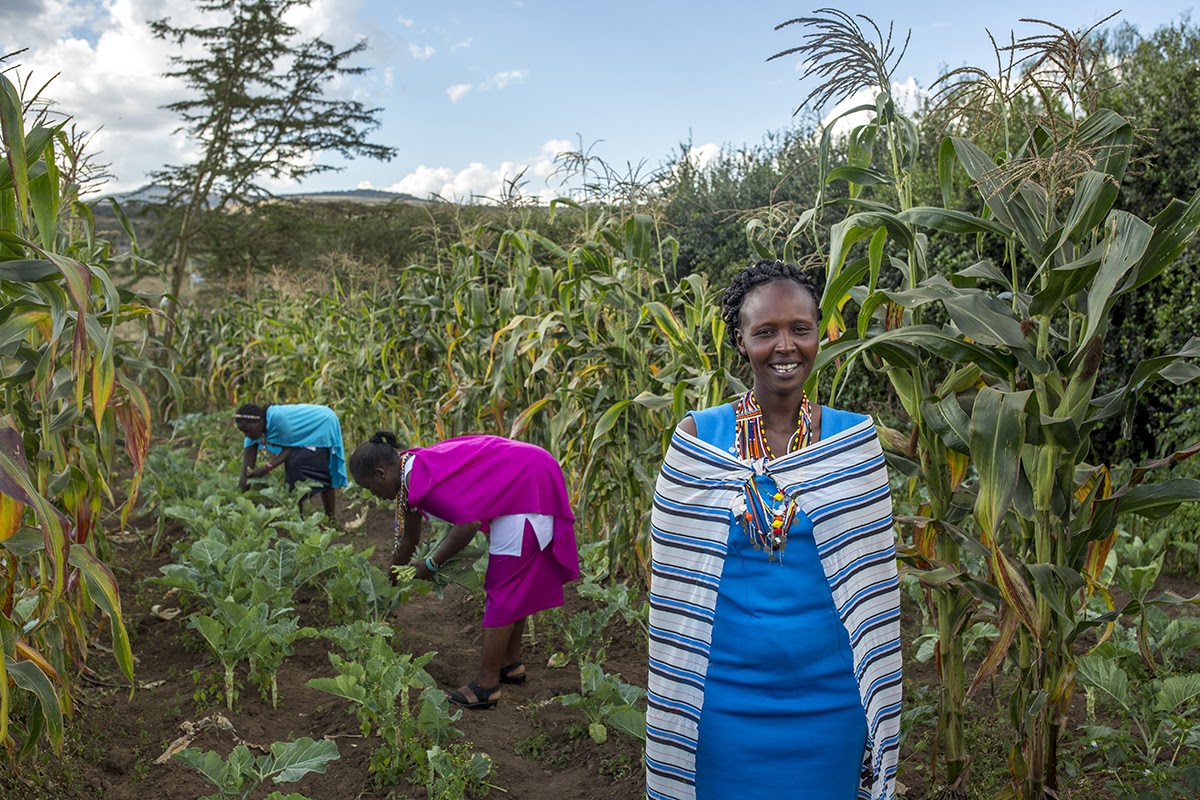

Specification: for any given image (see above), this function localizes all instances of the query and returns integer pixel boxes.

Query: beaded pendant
[733,391,811,563]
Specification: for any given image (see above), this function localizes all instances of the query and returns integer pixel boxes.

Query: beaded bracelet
[424,555,441,573]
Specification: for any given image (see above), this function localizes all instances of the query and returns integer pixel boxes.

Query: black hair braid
[349,430,405,483]
[369,431,400,447]
[721,259,821,355]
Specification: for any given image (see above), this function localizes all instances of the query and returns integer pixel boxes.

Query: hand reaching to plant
[242,448,291,486]
[391,563,417,586]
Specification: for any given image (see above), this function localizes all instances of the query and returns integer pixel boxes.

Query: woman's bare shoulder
[676,415,697,436]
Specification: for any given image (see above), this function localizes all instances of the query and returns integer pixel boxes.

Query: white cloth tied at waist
[405,454,552,557]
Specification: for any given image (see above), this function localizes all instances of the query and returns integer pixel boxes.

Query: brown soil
[3,503,645,800]
[6,493,1200,800]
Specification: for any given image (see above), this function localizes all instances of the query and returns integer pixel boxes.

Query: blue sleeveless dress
[690,404,867,800]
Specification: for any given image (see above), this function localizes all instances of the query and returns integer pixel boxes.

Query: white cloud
[384,138,570,203]
[445,69,527,105]
[682,142,720,171]
[0,0,379,194]
[451,37,472,51]
[397,16,414,27]
[482,69,527,91]
[409,43,434,61]
[357,180,375,190]
[532,139,574,177]
[281,0,366,54]
[817,76,926,140]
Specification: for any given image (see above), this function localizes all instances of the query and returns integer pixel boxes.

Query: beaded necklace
[392,453,413,554]
[733,390,811,563]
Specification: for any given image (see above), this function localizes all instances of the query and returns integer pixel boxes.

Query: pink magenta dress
[404,436,580,626]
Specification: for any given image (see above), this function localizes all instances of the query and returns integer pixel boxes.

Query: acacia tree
[150,0,396,324]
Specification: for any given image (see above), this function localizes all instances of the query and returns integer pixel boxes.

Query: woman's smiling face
[734,279,820,398]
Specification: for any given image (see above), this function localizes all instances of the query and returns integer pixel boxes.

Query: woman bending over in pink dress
[349,431,580,709]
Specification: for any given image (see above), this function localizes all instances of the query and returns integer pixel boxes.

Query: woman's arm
[413,521,482,580]
[239,443,259,491]
[242,446,292,486]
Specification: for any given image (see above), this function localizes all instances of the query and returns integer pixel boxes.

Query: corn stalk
[769,13,1200,797]
[178,206,739,582]
[1,70,163,762]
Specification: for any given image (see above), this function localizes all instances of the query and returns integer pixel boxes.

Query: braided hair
[233,402,271,436]
[721,259,821,357]
[349,430,406,483]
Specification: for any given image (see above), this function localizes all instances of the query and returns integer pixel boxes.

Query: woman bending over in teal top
[234,402,348,521]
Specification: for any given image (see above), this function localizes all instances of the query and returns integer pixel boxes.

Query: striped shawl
[646,414,902,800]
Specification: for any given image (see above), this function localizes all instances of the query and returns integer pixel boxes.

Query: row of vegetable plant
[174,212,737,582]
[143,413,497,797]
[143,412,648,796]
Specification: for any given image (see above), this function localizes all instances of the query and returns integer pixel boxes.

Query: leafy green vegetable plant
[305,634,437,784]
[556,662,646,745]
[426,744,494,800]
[1077,647,1200,798]
[324,551,420,623]
[190,597,315,710]
[576,579,648,638]
[545,607,613,668]
[417,687,464,747]
[172,736,340,800]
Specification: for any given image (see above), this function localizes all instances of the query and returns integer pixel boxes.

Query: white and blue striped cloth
[647,415,902,800]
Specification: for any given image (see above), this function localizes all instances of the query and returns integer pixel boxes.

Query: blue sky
[1,1,1195,200]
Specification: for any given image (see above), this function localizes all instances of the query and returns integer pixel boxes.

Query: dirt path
[6,503,646,800]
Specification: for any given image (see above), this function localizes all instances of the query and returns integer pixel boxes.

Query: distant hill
[103,185,426,206]
[287,188,425,205]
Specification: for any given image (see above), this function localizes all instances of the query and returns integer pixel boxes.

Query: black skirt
[283,447,333,490]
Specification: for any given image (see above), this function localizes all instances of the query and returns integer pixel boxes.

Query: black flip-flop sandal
[447,680,501,710]
[499,661,527,686]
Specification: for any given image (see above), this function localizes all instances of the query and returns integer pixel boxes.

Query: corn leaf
[68,544,134,685]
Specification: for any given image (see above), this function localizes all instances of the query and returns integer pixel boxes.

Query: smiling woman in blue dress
[646,260,902,800]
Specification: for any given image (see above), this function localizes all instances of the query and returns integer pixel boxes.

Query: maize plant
[1,70,163,762]
[768,12,1200,797]
[178,207,741,581]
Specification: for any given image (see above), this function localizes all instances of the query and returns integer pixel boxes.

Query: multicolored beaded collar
[732,390,811,563]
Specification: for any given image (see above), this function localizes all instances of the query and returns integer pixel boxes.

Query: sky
[1,1,1195,202]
